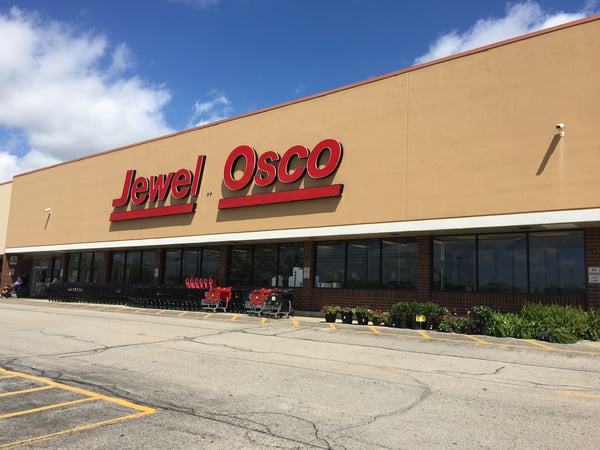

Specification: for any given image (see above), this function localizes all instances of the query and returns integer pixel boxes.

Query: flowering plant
[353,305,370,315]
[321,305,339,315]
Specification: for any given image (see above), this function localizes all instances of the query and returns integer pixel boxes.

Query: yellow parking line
[203,313,213,319]
[368,326,381,335]
[0,396,96,419]
[3,410,156,449]
[586,343,600,349]
[328,323,337,330]
[154,310,165,315]
[0,374,18,379]
[524,339,557,351]
[417,330,430,339]
[557,390,600,399]
[260,318,267,324]
[463,334,489,344]
[293,319,298,327]
[177,311,188,317]
[0,385,55,397]
[230,314,238,321]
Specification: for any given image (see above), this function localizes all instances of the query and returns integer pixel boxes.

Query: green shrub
[438,315,469,333]
[586,309,600,341]
[520,303,591,341]
[547,327,579,344]
[389,302,411,326]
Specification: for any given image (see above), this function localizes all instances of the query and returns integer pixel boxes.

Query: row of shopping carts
[47,282,293,318]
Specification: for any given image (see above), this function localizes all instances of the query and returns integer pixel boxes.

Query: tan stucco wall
[6,17,600,249]
[0,182,12,253]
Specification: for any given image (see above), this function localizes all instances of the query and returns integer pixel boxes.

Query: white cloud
[188,91,232,128]
[414,1,597,65]
[0,7,173,182]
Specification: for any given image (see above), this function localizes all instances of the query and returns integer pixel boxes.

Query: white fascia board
[6,208,600,254]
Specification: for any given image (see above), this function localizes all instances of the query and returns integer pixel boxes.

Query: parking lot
[1,298,599,449]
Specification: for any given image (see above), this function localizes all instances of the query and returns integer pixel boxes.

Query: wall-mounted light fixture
[44,207,52,214]
[555,122,565,137]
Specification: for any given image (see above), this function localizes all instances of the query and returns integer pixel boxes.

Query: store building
[3,15,600,312]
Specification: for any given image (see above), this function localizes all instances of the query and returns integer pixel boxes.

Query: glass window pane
[382,238,417,289]
[478,234,527,293]
[529,231,584,294]
[125,251,141,284]
[279,243,304,288]
[164,250,182,284]
[230,246,252,287]
[433,236,476,291]
[182,249,201,278]
[79,253,93,283]
[91,252,104,283]
[315,242,345,288]
[140,251,155,284]
[201,247,221,279]
[67,253,80,283]
[347,240,380,288]
[253,245,278,287]
[111,252,125,283]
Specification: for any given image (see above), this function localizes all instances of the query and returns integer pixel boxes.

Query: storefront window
[315,238,418,289]
[382,239,417,289]
[202,247,221,279]
[228,243,304,288]
[67,253,80,283]
[433,231,584,294]
[478,234,527,293]
[529,231,584,294]
[111,252,125,283]
[433,236,476,292]
[110,250,155,284]
[347,240,380,288]
[164,250,182,284]
[141,251,155,284]
[279,243,304,287]
[315,242,346,288]
[163,247,221,284]
[182,249,201,279]
[125,251,141,284]
[253,245,278,287]
[66,252,105,284]
[229,246,252,286]
[79,253,93,283]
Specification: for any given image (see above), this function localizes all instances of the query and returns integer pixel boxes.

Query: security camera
[44,208,52,213]
[555,123,565,130]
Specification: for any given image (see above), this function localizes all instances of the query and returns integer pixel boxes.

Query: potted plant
[389,302,411,328]
[470,305,494,335]
[409,301,427,329]
[322,305,339,323]
[340,306,353,324]
[371,310,386,326]
[354,305,370,325]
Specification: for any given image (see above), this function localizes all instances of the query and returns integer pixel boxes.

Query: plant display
[321,305,339,315]
[353,305,371,315]
[389,301,411,327]
[438,314,469,333]
[384,301,599,343]
[469,305,495,334]
[371,310,386,326]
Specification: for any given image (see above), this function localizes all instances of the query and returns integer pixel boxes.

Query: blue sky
[0,0,597,182]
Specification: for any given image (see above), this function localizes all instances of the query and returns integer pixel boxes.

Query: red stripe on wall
[110,203,195,221]
[218,184,343,209]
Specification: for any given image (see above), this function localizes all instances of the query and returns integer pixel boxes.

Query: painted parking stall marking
[0,368,157,448]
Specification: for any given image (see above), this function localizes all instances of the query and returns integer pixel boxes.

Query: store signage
[110,155,206,221]
[219,138,343,209]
